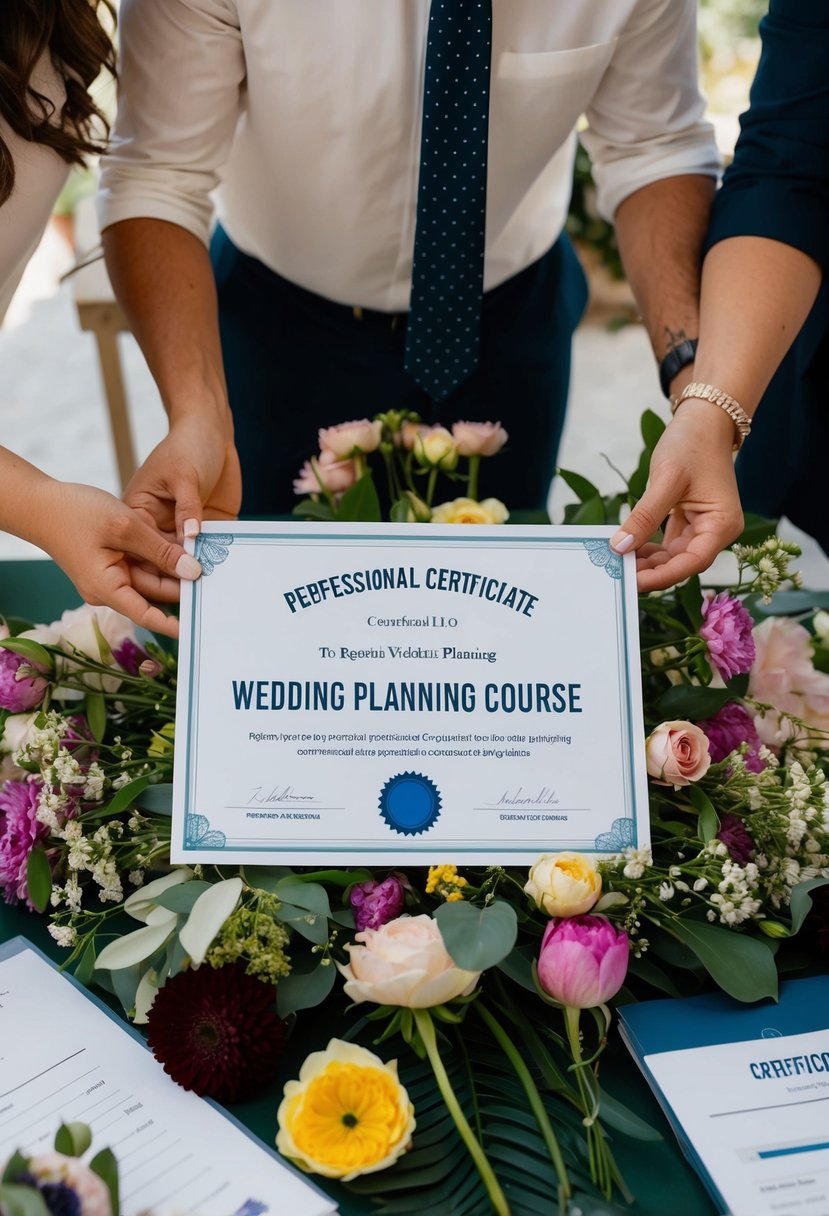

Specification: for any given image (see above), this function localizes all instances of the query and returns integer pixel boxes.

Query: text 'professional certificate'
[172,523,648,864]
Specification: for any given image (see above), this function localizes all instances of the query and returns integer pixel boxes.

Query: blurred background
[4,0,824,583]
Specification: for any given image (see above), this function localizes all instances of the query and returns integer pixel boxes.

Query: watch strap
[659,338,698,398]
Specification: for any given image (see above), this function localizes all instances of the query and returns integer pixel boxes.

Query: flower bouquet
[2,410,828,1216]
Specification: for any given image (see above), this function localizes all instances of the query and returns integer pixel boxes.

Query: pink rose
[451,421,508,457]
[536,916,629,1008]
[399,421,427,451]
[749,617,829,748]
[293,451,358,497]
[645,720,711,788]
[318,419,381,458]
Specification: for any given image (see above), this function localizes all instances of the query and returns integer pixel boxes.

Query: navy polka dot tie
[404,0,493,402]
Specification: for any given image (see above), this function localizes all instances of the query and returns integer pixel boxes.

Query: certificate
[619,977,829,1216]
[172,522,648,865]
[0,938,336,1216]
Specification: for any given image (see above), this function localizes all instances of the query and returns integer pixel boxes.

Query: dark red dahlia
[146,962,287,1103]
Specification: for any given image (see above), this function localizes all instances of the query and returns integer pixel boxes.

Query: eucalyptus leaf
[275,902,329,944]
[242,865,295,893]
[789,876,829,935]
[276,959,337,1017]
[54,1121,92,1157]
[154,880,213,914]
[496,945,536,993]
[84,691,106,744]
[135,782,174,815]
[273,879,331,918]
[109,963,143,1016]
[667,918,778,1002]
[434,899,517,971]
[25,847,52,914]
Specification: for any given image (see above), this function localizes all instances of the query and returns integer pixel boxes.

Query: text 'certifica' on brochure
[172,522,649,865]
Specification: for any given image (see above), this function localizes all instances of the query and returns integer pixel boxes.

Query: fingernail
[183,518,200,539]
[610,531,635,554]
[176,554,202,580]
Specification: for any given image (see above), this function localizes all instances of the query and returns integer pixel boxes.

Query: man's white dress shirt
[99,0,720,313]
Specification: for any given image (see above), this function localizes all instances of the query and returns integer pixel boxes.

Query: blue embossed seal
[379,772,442,835]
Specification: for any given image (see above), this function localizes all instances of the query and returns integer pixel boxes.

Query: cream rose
[52,604,138,692]
[414,426,458,470]
[646,720,711,788]
[451,420,508,457]
[318,419,382,458]
[0,711,38,755]
[431,497,509,525]
[338,913,480,1008]
[749,617,829,748]
[524,852,602,917]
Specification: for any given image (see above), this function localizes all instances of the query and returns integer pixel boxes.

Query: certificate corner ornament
[593,816,636,852]
[184,811,227,849]
[379,772,442,836]
[582,539,622,581]
[195,534,235,576]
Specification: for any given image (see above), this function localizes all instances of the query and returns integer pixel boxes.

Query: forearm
[693,237,822,414]
[613,174,715,369]
[0,448,58,550]
[102,218,231,437]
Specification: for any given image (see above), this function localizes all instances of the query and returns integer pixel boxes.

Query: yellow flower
[524,853,602,917]
[276,1040,415,1180]
[148,721,175,757]
[426,863,468,901]
[431,497,509,525]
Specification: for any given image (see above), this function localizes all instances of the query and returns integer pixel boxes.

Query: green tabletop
[0,558,717,1216]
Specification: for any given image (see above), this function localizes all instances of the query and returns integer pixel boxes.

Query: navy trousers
[210,227,587,516]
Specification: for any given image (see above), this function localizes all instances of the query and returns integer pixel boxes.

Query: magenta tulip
[536,916,629,1008]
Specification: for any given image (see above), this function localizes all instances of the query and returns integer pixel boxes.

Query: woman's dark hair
[0,0,116,205]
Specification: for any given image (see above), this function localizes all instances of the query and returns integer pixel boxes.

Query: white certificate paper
[172,523,648,865]
[0,940,336,1216]
[646,1030,829,1216]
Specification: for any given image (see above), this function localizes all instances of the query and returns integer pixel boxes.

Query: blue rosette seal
[379,772,442,836]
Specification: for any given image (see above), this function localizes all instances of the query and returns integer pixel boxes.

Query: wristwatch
[658,338,698,398]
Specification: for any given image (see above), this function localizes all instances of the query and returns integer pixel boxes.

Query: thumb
[171,471,204,544]
[123,512,202,582]
[610,473,678,555]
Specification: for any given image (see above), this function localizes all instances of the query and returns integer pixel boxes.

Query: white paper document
[172,522,648,864]
[0,940,336,1216]
[645,1028,829,1216]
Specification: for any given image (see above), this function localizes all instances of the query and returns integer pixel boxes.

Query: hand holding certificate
[172,523,649,865]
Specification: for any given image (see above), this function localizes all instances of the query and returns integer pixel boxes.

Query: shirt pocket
[497,40,619,84]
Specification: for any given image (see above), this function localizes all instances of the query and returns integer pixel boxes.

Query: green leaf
[737,513,779,546]
[2,1151,29,1185]
[276,959,337,1017]
[688,785,719,843]
[335,472,382,522]
[73,937,97,988]
[273,879,331,917]
[640,409,666,455]
[434,900,517,971]
[390,498,413,522]
[54,1121,92,1157]
[0,1184,53,1216]
[496,946,536,993]
[570,495,605,525]
[598,1090,662,1142]
[25,847,51,914]
[557,468,601,504]
[153,880,213,914]
[627,447,652,506]
[0,636,53,669]
[242,864,295,893]
[676,574,703,630]
[667,918,778,1002]
[135,782,174,815]
[292,498,335,521]
[654,683,734,721]
[89,1147,119,1216]
[86,774,151,821]
[789,876,829,935]
[84,691,107,744]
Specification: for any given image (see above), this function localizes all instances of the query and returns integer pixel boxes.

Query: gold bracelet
[669,381,752,452]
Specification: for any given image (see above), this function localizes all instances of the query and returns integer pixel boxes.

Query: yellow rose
[431,497,509,525]
[415,426,458,470]
[276,1039,415,1180]
[524,853,602,917]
